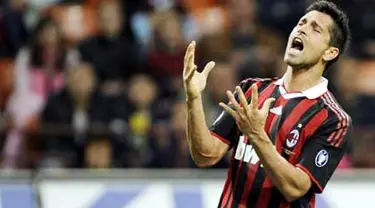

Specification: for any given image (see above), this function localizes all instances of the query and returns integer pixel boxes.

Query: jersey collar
[274,76,328,99]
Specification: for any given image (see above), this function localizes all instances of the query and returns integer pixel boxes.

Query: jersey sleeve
[296,115,352,193]
[209,78,255,148]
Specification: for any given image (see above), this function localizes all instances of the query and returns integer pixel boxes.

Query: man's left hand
[219,84,275,140]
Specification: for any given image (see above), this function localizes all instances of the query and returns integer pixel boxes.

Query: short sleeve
[209,79,255,148]
[296,118,352,193]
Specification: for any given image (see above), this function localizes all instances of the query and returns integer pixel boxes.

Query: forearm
[186,95,214,157]
[251,131,311,201]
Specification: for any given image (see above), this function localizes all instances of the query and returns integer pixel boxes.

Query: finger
[189,41,196,67]
[202,61,215,78]
[184,42,193,65]
[185,65,197,81]
[250,84,259,109]
[219,102,239,120]
[261,98,276,115]
[235,86,248,109]
[183,52,195,79]
[226,90,241,112]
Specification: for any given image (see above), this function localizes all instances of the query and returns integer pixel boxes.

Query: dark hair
[28,16,66,71]
[306,0,351,68]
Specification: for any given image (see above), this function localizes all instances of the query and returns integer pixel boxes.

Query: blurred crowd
[0,0,374,170]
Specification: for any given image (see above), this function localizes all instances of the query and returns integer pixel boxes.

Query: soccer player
[183,1,351,207]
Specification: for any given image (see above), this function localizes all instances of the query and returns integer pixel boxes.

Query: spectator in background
[147,9,186,98]
[78,0,140,95]
[39,63,111,168]
[203,60,236,124]
[0,0,29,58]
[3,16,71,169]
[125,74,158,167]
[228,0,284,79]
[10,16,70,116]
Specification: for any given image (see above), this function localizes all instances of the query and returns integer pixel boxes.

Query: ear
[322,47,339,62]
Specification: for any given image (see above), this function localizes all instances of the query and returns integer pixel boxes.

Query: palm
[183,41,215,99]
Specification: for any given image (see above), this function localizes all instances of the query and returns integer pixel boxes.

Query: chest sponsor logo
[234,135,260,165]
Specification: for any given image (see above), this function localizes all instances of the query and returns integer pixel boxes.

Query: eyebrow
[311,20,324,32]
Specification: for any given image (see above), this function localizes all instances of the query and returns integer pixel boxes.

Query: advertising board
[38,179,375,208]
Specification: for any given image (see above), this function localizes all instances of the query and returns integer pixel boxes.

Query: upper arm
[296,115,352,193]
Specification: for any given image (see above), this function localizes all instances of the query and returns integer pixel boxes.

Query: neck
[70,92,91,111]
[284,65,324,92]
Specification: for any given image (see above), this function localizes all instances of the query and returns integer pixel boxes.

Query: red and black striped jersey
[210,77,351,208]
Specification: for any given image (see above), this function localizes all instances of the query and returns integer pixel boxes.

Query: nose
[297,29,307,36]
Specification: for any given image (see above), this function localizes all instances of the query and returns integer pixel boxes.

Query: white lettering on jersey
[235,135,260,165]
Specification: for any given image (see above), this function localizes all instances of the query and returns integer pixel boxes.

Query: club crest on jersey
[315,149,329,167]
[286,129,300,148]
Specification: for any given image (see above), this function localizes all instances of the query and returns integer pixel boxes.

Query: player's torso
[221,81,326,208]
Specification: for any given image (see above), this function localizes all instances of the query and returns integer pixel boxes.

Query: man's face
[98,2,123,36]
[284,11,334,69]
[68,64,96,96]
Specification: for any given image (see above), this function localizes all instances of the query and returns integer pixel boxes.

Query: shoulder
[238,77,279,90]
[318,91,352,127]
[316,92,352,140]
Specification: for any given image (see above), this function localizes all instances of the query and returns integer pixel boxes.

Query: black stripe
[218,189,225,207]
[231,162,248,208]
[290,190,314,208]
[224,158,239,207]
[245,86,280,207]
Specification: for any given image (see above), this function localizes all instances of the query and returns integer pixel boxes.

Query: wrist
[248,130,269,144]
[185,94,201,104]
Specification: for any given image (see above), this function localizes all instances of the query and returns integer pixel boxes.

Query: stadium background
[0,0,374,207]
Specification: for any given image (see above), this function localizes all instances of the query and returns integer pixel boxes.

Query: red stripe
[255,177,273,208]
[210,131,231,145]
[335,127,348,147]
[238,84,277,206]
[326,93,347,146]
[303,109,329,138]
[244,81,261,98]
[326,92,351,147]
[309,195,316,207]
[280,201,291,208]
[296,164,323,192]
[289,109,328,165]
[220,178,231,208]
[321,94,342,144]
[276,99,318,151]
[326,93,347,144]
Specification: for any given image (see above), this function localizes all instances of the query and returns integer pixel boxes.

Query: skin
[183,11,340,202]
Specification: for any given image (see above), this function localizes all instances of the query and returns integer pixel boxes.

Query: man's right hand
[183,41,215,101]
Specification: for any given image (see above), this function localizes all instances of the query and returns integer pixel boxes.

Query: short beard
[286,59,318,71]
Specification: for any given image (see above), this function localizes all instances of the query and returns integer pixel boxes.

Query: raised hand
[183,41,215,100]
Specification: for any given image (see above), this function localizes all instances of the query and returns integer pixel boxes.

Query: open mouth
[291,37,304,51]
